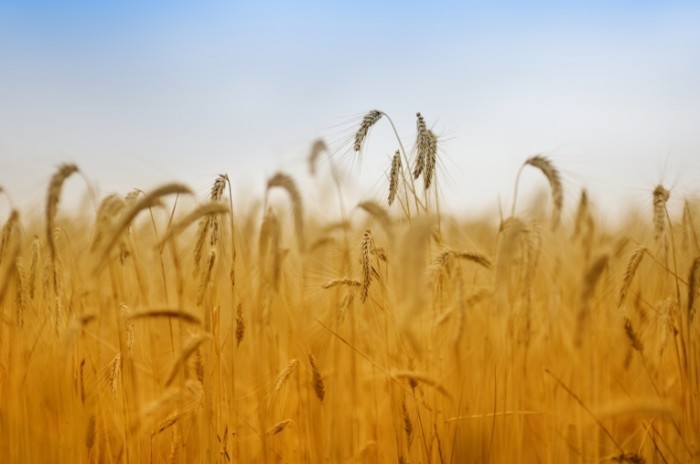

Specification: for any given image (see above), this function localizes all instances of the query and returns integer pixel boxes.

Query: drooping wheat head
[267,172,305,251]
[308,138,328,176]
[524,156,563,230]
[46,163,79,260]
[354,110,383,153]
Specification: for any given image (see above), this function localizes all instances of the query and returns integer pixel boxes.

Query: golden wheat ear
[354,110,383,153]
[652,184,670,241]
[308,354,325,402]
[414,112,428,179]
[618,246,645,308]
[388,150,401,205]
[525,156,563,230]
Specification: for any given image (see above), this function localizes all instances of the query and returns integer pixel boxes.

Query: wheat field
[0,110,698,463]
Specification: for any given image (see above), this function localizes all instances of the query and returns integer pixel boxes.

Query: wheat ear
[618,246,645,308]
[308,354,325,402]
[354,110,383,153]
[623,318,644,352]
[653,185,670,242]
[575,254,609,347]
[322,278,361,289]
[0,210,19,266]
[423,130,438,190]
[235,303,245,346]
[193,176,227,274]
[388,150,401,206]
[308,138,328,175]
[414,112,428,179]
[273,358,299,395]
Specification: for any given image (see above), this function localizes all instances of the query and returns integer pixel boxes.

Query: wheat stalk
[28,237,40,300]
[573,188,589,238]
[495,217,526,310]
[357,201,393,236]
[360,229,373,303]
[46,163,79,260]
[97,183,192,269]
[267,172,305,251]
[259,208,281,290]
[197,249,216,305]
[688,257,700,324]
[451,250,492,269]
[392,370,452,399]
[127,309,202,325]
[91,194,126,251]
[165,334,211,386]
[157,202,230,250]
[268,419,295,435]
[575,253,609,347]
[0,210,19,266]
[524,156,563,230]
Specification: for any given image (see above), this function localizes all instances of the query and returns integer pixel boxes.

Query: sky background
[1,1,699,223]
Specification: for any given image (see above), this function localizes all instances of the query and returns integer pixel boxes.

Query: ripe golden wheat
[0,113,698,463]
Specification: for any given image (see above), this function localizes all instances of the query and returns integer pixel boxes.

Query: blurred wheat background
[2,2,700,463]
[0,109,699,463]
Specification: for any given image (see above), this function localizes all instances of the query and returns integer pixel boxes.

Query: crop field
[0,110,698,463]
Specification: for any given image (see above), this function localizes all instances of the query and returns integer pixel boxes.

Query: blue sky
[1,1,699,221]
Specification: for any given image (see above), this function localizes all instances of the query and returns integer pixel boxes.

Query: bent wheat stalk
[96,183,192,270]
[511,156,563,230]
[46,163,79,260]
[157,202,230,251]
[267,172,305,252]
